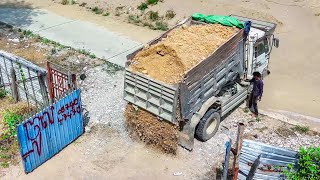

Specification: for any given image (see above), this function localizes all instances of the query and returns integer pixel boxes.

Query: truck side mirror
[273,38,279,48]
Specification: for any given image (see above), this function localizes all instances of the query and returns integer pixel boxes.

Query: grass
[137,3,148,11]
[149,11,160,21]
[155,21,168,31]
[291,125,309,134]
[165,10,176,19]
[128,15,141,24]
[89,53,96,59]
[103,12,110,16]
[147,0,159,5]
[92,6,103,15]
[257,126,268,132]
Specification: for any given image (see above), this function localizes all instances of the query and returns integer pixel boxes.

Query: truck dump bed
[124,18,244,124]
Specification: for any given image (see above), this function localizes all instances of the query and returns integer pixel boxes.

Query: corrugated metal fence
[0,50,49,107]
[17,89,83,173]
[238,139,298,180]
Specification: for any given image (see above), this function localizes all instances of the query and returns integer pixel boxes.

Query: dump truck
[123,15,279,150]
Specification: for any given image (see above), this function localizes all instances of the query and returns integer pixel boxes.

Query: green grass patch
[291,125,309,134]
[92,7,103,15]
[147,0,159,5]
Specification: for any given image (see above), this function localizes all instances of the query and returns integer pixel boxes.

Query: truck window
[254,40,267,58]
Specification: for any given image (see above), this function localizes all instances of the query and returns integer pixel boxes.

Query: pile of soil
[124,104,178,154]
[129,24,239,84]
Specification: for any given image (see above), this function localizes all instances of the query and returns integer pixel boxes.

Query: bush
[2,111,22,139]
[284,147,320,180]
[147,0,159,5]
[155,21,168,31]
[165,10,176,19]
[149,11,159,21]
[137,3,148,11]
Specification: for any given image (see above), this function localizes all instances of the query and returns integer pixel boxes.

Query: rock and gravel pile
[129,24,238,84]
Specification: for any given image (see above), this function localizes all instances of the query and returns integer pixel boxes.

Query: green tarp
[192,13,244,29]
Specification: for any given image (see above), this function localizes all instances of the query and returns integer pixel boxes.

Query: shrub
[147,0,159,5]
[2,111,22,139]
[165,10,176,19]
[284,147,320,180]
[137,3,148,11]
[149,11,159,21]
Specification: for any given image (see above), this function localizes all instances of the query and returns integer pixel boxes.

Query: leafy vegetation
[147,0,159,5]
[149,11,160,21]
[92,6,103,15]
[155,21,168,31]
[137,3,148,11]
[283,147,320,180]
[291,125,309,134]
[1,111,23,139]
[165,10,176,19]
[103,12,110,16]
[0,88,7,99]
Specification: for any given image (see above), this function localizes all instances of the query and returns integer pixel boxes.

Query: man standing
[249,72,264,117]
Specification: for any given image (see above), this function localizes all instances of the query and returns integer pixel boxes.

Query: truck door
[253,38,269,77]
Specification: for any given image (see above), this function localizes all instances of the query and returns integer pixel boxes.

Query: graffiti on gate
[17,89,83,173]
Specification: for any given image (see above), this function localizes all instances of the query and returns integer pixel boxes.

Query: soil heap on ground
[129,24,239,84]
[125,104,178,154]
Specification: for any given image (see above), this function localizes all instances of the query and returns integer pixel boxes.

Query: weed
[283,147,320,179]
[89,53,96,59]
[137,3,148,11]
[61,0,68,5]
[0,88,7,99]
[128,15,141,24]
[257,126,268,132]
[165,10,176,19]
[78,49,91,56]
[291,125,309,134]
[92,7,103,14]
[147,0,159,5]
[103,61,124,74]
[103,12,110,16]
[155,21,169,31]
[2,111,22,139]
[0,162,9,168]
[23,30,33,37]
[256,116,261,122]
[149,11,159,21]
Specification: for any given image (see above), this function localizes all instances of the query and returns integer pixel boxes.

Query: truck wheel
[195,109,221,142]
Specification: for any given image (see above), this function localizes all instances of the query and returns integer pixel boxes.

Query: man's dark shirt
[250,78,264,97]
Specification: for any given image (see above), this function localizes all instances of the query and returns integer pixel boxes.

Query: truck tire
[195,109,221,142]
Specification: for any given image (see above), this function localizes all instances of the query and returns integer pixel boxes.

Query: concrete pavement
[0,8,141,67]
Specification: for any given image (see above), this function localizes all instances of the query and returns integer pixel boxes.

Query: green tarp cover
[192,13,244,29]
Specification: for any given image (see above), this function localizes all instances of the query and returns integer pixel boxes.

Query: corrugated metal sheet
[17,89,83,173]
[238,139,298,180]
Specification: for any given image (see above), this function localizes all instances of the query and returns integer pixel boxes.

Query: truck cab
[231,15,279,80]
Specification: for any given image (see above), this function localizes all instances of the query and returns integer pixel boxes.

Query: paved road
[0,8,141,67]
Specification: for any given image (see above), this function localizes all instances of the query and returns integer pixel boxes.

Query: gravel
[80,65,128,135]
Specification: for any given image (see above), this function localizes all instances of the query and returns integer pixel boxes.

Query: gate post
[38,73,50,106]
[10,68,19,102]
[46,62,54,103]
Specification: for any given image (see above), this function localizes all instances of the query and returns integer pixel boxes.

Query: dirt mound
[130,24,238,84]
[124,104,178,154]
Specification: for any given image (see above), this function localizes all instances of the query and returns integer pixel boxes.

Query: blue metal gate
[17,89,83,173]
